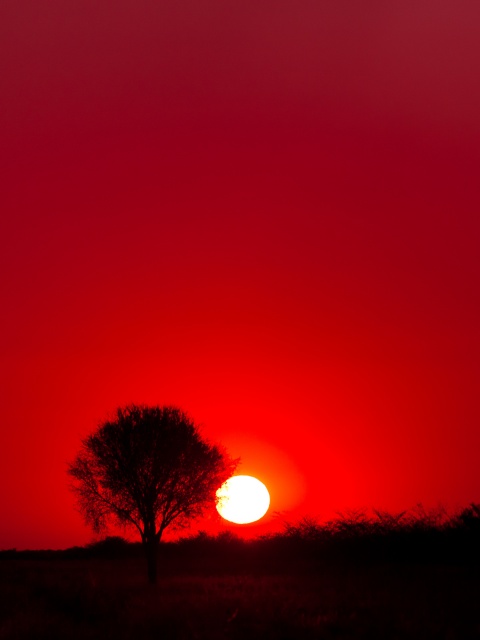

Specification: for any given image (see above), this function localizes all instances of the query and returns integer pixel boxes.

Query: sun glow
[216,475,270,524]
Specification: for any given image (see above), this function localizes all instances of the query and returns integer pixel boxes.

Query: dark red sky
[1,1,479,549]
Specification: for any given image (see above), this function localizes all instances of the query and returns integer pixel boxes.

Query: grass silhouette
[1,505,480,639]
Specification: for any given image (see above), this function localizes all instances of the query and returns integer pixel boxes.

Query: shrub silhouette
[456,503,480,530]
[86,536,132,558]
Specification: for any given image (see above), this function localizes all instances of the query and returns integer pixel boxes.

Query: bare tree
[68,405,236,583]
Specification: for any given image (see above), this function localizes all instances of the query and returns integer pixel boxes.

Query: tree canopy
[68,404,236,581]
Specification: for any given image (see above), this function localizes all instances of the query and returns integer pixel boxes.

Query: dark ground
[1,555,480,639]
[2,511,480,639]
[2,556,480,639]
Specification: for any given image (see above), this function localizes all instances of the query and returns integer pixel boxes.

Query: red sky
[1,1,480,549]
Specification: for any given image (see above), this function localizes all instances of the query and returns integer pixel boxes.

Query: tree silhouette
[68,405,236,583]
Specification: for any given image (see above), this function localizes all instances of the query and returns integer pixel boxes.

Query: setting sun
[216,475,270,524]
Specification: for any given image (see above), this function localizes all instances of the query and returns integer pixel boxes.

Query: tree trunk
[144,537,158,584]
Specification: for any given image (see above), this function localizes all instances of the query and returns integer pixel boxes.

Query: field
[1,551,480,639]
[3,511,480,639]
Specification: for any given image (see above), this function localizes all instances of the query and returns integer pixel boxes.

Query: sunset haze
[1,0,479,549]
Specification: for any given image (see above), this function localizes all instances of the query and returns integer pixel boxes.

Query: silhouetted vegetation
[68,405,236,583]
[2,506,480,638]
[4,503,480,569]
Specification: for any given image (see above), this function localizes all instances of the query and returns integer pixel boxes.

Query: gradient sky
[1,1,479,549]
